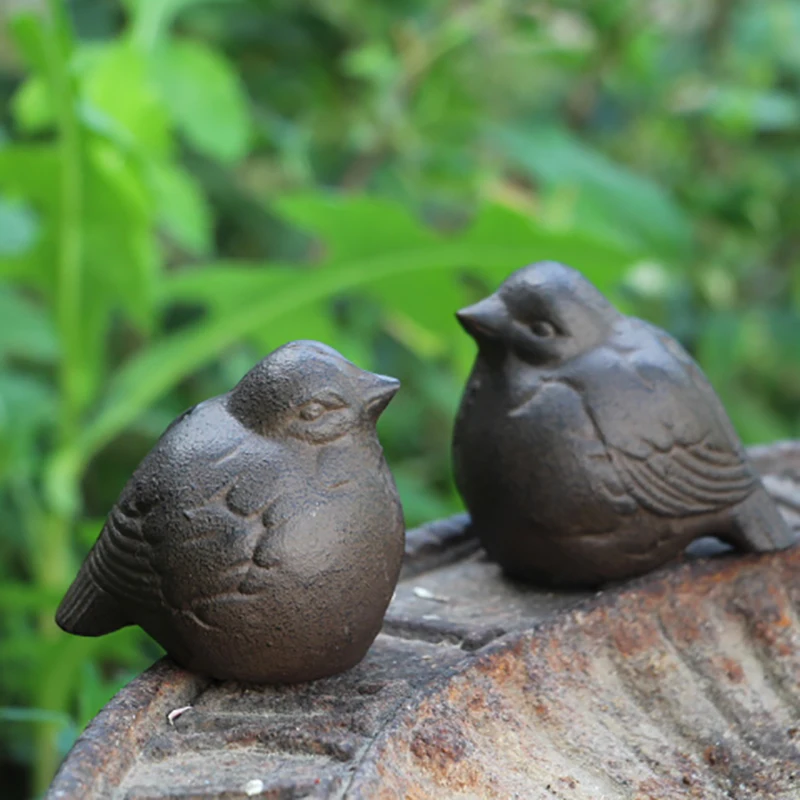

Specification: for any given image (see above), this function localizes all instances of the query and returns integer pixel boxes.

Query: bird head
[228,341,400,443]
[456,262,619,366]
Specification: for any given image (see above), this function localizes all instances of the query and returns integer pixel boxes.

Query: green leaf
[77,518,106,549]
[0,136,158,349]
[48,137,159,413]
[163,262,339,349]
[367,203,634,337]
[0,369,56,477]
[0,138,158,410]
[161,263,308,310]
[0,582,63,613]
[272,194,455,340]
[248,304,338,356]
[7,12,50,73]
[0,144,59,208]
[274,193,438,261]
[393,466,460,528]
[0,198,39,258]
[83,137,158,333]
[276,195,634,338]
[0,288,58,361]
[490,124,692,257]
[705,87,800,133]
[82,43,173,157]
[124,0,244,49]
[151,162,213,254]
[461,204,635,294]
[382,309,450,359]
[152,39,251,163]
[725,390,792,445]
[371,271,464,340]
[0,144,59,287]
[0,707,72,726]
[0,371,56,427]
[11,75,54,134]
[56,201,635,483]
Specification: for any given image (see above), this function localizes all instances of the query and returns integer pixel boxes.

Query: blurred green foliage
[0,0,799,796]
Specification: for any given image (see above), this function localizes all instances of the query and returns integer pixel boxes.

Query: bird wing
[88,402,285,613]
[88,497,165,610]
[578,322,756,518]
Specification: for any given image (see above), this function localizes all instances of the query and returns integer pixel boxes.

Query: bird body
[454,262,793,586]
[57,342,404,683]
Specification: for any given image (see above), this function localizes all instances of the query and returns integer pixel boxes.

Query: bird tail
[55,554,129,636]
[731,483,796,552]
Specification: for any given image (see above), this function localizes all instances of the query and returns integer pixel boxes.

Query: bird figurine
[453,262,794,587]
[56,341,405,684]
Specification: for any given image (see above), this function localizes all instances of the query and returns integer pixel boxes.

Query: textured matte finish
[453,262,795,586]
[56,341,405,683]
[46,440,800,799]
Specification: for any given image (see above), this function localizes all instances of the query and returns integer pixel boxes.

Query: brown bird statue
[453,261,794,587]
[56,341,404,683]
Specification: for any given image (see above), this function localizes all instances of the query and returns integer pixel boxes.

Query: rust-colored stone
[48,441,800,800]
[410,718,469,769]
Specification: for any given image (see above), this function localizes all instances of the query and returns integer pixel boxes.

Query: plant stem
[34,0,84,794]
[46,0,83,443]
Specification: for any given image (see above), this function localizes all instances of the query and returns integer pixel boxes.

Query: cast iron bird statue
[453,262,794,587]
[56,341,404,683]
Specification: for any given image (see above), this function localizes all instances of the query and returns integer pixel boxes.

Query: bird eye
[299,401,326,422]
[528,320,557,338]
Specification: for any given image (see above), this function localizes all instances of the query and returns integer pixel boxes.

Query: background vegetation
[0,0,798,796]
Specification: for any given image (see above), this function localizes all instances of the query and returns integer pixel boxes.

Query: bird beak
[364,374,400,420]
[456,294,507,340]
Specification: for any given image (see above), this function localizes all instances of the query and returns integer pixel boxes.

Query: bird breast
[457,367,629,535]
[249,437,402,586]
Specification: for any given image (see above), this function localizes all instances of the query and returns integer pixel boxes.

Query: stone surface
[48,441,800,799]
